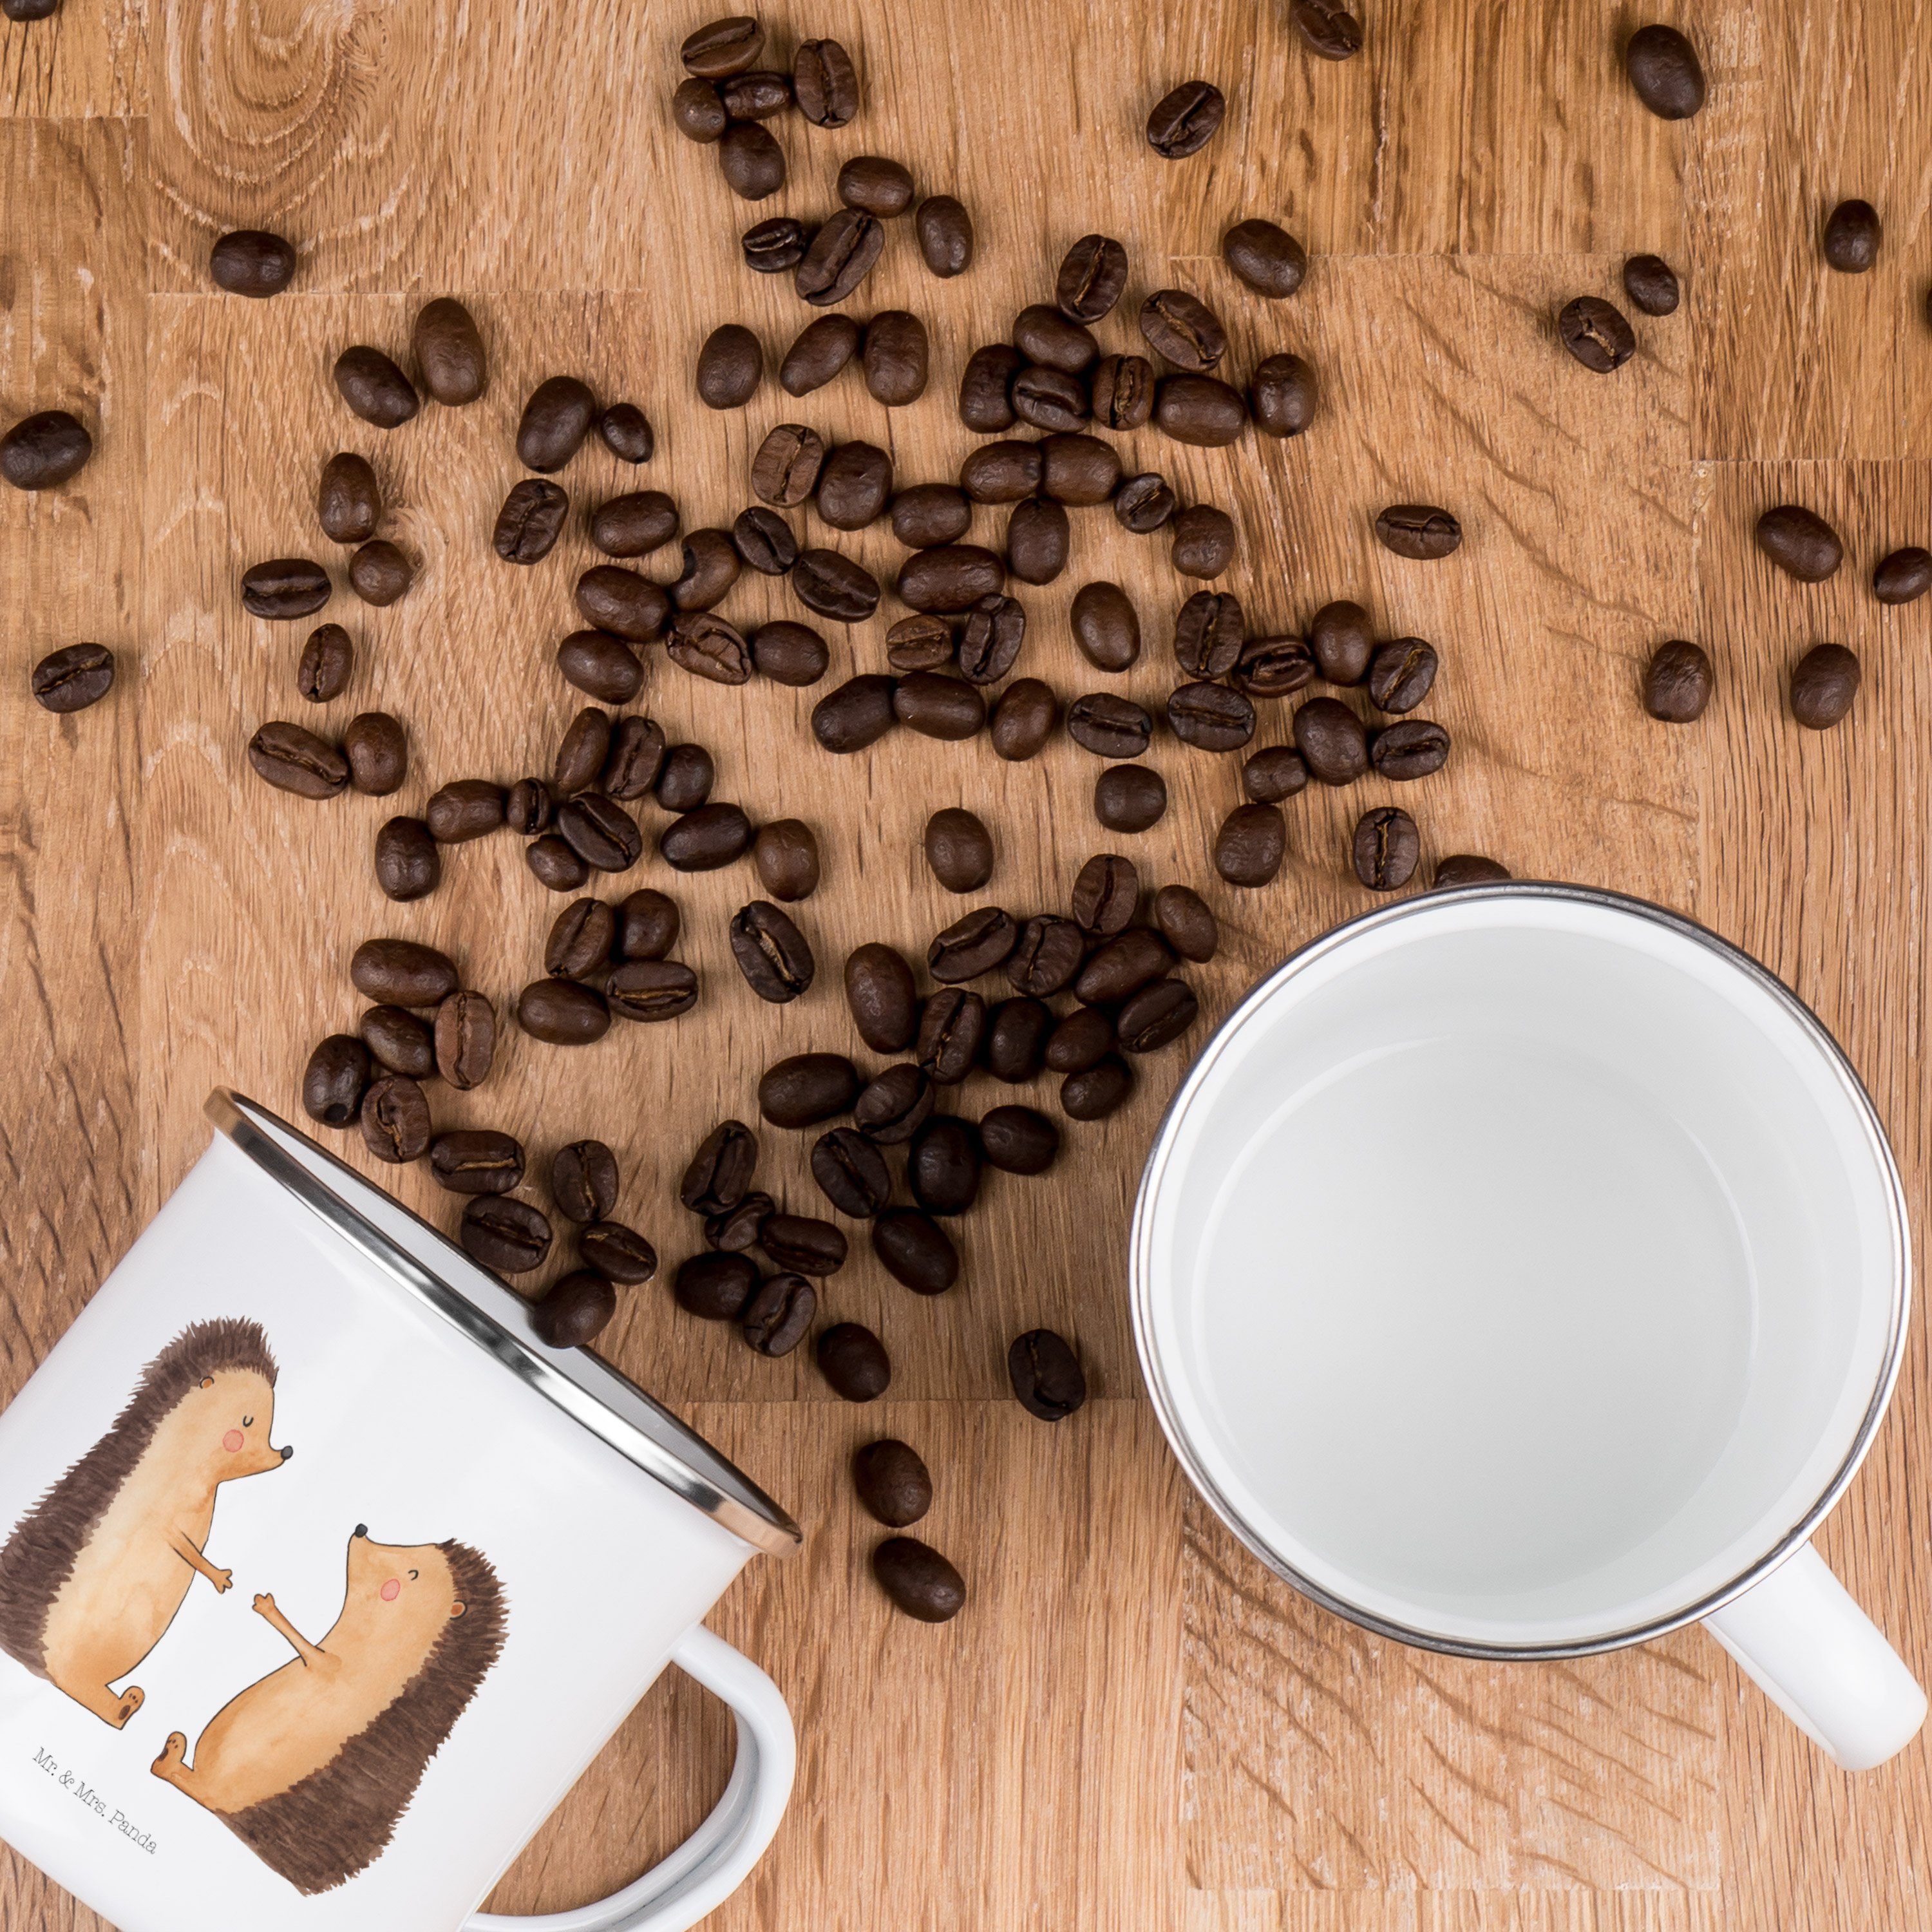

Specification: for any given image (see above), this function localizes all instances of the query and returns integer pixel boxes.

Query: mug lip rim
[1128,879,1913,1660]
[207,1088,803,1559]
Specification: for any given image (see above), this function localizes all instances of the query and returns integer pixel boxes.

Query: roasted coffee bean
[333,347,419,430]
[668,611,753,685]
[412,296,486,404]
[1005,916,1084,996]
[518,375,598,471]
[1558,296,1636,374]
[795,208,883,304]
[741,1273,815,1356]
[853,1440,931,1526]
[980,1104,1059,1174]
[493,478,568,564]
[607,958,699,1021]
[556,630,643,705]
[1823,200,1881,273]
[516,977,610,1045]
[719,67,791,117]
[812,674,898,751]
[670,529,743,611]
[908,1116,981,1217]
[1056,234,1129,323]
[1014,304,1099,374]
[554,1140,620,1223]
[818,1322,889,1401]
[1094,763,1167,832]
[1231,632,1313,700]
[1370,721,1451,782]
[1790,644,1861,729]
[793,37,859,124]
[707,1191,773,1251]
[1171,505,1236,579]
[556,791,642,872]
[1375,504,1461,560]
[0,408,89,489]
[317,452,381,545]
[343,710,407,795]
[887,486,969,551]
[1293,696,1368,784]
[960,440,1044,505]
[435,990,495,1089]
[862,311,929,406]
[1140,289,1226,373]
[984,998,1052,1082]
[681,14,761,75]
[374,816,439,901]
[598,402,654,462]
[461,1196,553,1274]
[576,564,670,641]
[30,642,115,713]
[873,1535,966,1620]
[1643,640,1713,722]
[1367,638,1438,714]
[1435,854,1512,888]
[209,228,296,298]
[1354,806,1420,890]
[731,900,815,1002]
[1155,374,1247,446]
[1010,362,1089,433]
[990,678,1057,761]
[1243,744,1310,804]
[743,215,809,273]
[717,120,786,200]
[426,779,506,842]
[1005,496,1070,585]
[917,988,986,1083]
[676,1251,759,1321]
[577,1220,658,1286]
[760,1052,861,1128]
[1090,354,1155,430]
[554,707,613,796]
[1070,581,1141,672]
[895,670,986,740]
[748,820,818,903]
[348,538,412,607]
[1075,928,1173,1005]
[659,801,752,871]
[1045,1005,1115,1075]
[545,898,616,978]
[1215,802,1288,887]
[249,721,348,798]
[1172,591,1242,677]
[1222,217,1307,297]
[242,557,331,620]
[873,1208,959,1294]
[752,621,830,685]
[1168,681,1256,752]
[916,195,974,277]
[360,1003,435,1078]
[589,489,678,558]
[1626,23,1704,117]
[1155,884,1219,962]
[1118,978,1199,1052]
[679,1122,757,1219]
[674,75,728,141]
[613,889,677,963]
[1061,1054,1134,1121]
[958,594,1027,683]
[1071,853,1138,935]
[1756,504,1842,582]
[838,154,914,218]
[1146,79,1225,158]
[429,1130,524,1197]
[761,1213,848,1277]
[526,835,590,893]
[303,1035,370,1127]
[886,616,956,674]
[1624,254,1681,316]
[696,324,762,410]
[817,440,894,530]
[793,548,881,621]
[753,422,828,504]
[531,1272,616,1348]
[297,623,353,702]
[1875,547,1932,605]
[847,942,920,1051]
[958,343,1025,432]
[813,1127,893,1217]
[360,1074,431,1164]
[1250,354,1319,437]
[1308,601,1373,683]
[1067,692,1153,758]
[929,907,1019,982]
[1008,1329,1087,1419]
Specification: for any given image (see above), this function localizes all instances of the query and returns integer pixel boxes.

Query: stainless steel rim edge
[1128,880,1913,1661]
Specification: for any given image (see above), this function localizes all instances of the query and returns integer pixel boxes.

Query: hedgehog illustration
[0,1318,292,1728]
[151,1525,507,1895]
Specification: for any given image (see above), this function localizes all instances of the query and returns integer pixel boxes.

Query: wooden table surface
[5,0,1931,1925]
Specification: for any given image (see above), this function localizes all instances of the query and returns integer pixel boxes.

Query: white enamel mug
[0,1092,799,1931]
[1133,882,1926,1770]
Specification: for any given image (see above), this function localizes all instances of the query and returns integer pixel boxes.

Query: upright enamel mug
[1133,883,1926,1769]
[0,1092,799,1931]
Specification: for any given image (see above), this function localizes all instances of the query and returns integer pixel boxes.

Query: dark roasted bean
[891,485,972,549]
[676,1251,759,1321]
[0,408,90,489]
[30,642,115,713]
[731,900,815,1001]
[751,819,819,902]
[360,1074,431,1163]
[531,1273,617,1348]
[916,988,986,1083]
[598,402,654,462]
[1140,289,1226,372]
[1061,1054,1134,1121]
[1826,200,1884,273]
[429,1129,524,1196]
[556,791,643,873]
[317,451,380,545]
[343,710,407,795]
[1625,24,1705,119]
[1623,254,1681,316]
[895,670,986,740]
[795,208,884,304]
[412,296,486,404]
[1056,234,1129,323]
[813,674,898,752]
[696,323,762,408]
[1375,504,1462,560]
[719,68,791,117]
[668,611,753,685]
[1215,802,1287,886]
[1755,504,1842,582]
[792,548,880,621]
[435,990,495,1088]
[461,1196,553,1274]
[752,620,830,685]
[669,528,743,611]
[674,75,729,142]
[817,440,894,529]
[1353,806,1420,889]
[761,1213,848,1276]
[1014,304,1099,374]
[576,564,670,640]
[1067,692,1152,758]
[1071,581,1141,671]
[303,1035,370,1128]
[915,196,974,277]
[1154,374,1247,446]
[929,906,1019,982]
[607,958,699,1021]
[958,343,1025,432]
[958,594,1026,683]
[1173,591,1243,677]
[1874,547,1932,605]
[242,557,331,620]
[1171,504,1236,579]
[616,888,679,961]
[990,678,1057,761]
[1072,853,1139,934]
[909,1115,981,1215]
[887,615,956,673]
[1005,497,1069,585]
[707,1191,773,1251]
[526,835,589,893]
[209,228,296,297]
[1244,743,1310,802]
[1090,354,1155,430]
[1155,884,1218,961]
[581,1222,658,1285]
[872,1208,958,1294]
[1010,364,1089,433]
[516,977,610,1045]
[590,489,679,558]
[556,629,643,705]
[659,800,752,871]
[873,1535,967,1620]
[1233,632,1314,699]
[494,478,569,564]
[813,1127,893,1217]
[960,440,1043,504]
[546,898,616,978]
[1308,600,1373,683]
[1117,978,1199,1052]
[980,1104,1059,1174]
[742,1273,816,1356]
[681,14,762,76]
[743,215,810,272]
[983,998,1052,1082]
[1146,79,1226,158]
[554,707,613,796]
[333,348,418,430]
[553,1140,620,1224]
[793,37,860,124]
[759,1052,861,1128]
[681,1122,757,1217]
[1557,297,1636,374]
[1790,643,1861,729]
[1291,0,1363,56]
[1222,218,1307,296]
[864,310,929,406]
[360,1003,435,1077]
[347,538,412,607]
[1367,638,1438,713]
[374,815,439,901]
[1005,916,1084,996]
[818,1322,890,1401]
[838,154,914,218]
[753,421,829,502]
[853,1439,932,1526]
[1075,928,1173,1005]
[1094,762,1168,832]
[297,623,353,702]
[517,376,597,471]
[1435,854,1512,888]
[844,942,923,1055]
[1045,1005,1115,1075]
[1371,718,1451,781]
[425,779,505,842]
[1251,354,1318,437]
[1168,681,1256,751]
[1294,696,1370,783]
[717,120,786,200]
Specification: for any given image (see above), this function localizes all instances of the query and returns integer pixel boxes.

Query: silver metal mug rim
[207,1089,802,1559]
[1128,880,1913,1661]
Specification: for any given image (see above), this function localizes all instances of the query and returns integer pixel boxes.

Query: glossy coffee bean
[916,989,985,1085]
[895,670,985,740]
[360,1004,434,1078]
[526,836,589,893]
[516,978,610,1045]
[580,1220,657,1285]
[1294,696,1369,784]
[675,1251,759,1321]
[719,68,791,117]
[984,998,1052,1082]
[1094,764,1167,832]
[435,990,495,1089]
[360,1074,431,1164]
[1140,289,1224,372]
[1006,496,1070,584]
[1061,1054,1134,1121]
[555,791,643,873]
[374,816,439,902]
[589,490,678,559]
[855,1063,936,1145]
[1070,581,1141,673]
[1069,853,1137,936]
[1215,803,1287,887]
[1367,638,1438,713]
[853,1439,932,1526]
[673,75,728,140]
[743,215,808,272]
[908,1116,981,1217]
[1008,1329,1086,1419]
[752,621,830,686]
[352,936,458,1008]
[1154,884,1218,961]
[1222,218,1306,297]
[929,907,1019,983]
[654,743,714,812]
[1014,304,1099,374]
[668,611,753,685]
[493,478,569,564]
[793,33,859,121]
[696,324,762,408]
[1353,806,1420,889]
[598,402,654,462]
[1075,929,1173,1007]
[30,643,115,714]
[576,565,670,641]
[460,1197,553,1274]
[1067,692,1153,758]
[1435,854,1512,888]
[1558,297,1636,374]
[731,900,815,1003]
[1875,547,1932,605]
[1092,355,1155,431]
[1010,364,1090,433]
[742,1274,815,1356]
[1168,681,1256,752]
[1045,1006,1115,1076]
[248,721,347,799]
[708,1191,774,1252]
[317,452,381,545]
[1623,254,1681,316]
[428,1130,524,1196]
[545,898,616,978]
[424,779,504,842]
[551,1141,619,1225]
[958,343,1024,431]
[1643,641,1714,723]
[873,1208,959,1294]
[333,348,419,430]
[812,1128,892,1217]
[302,1035,370,1128]
[864,311,929,406]
[1153,375,1247,447]
[813,675,898,753]
[556,631,643,705]
[242,557,331,620]
[759,1053,861,1129]
[795,209,883,304]
[838,154,914,217]
[1790,644,1861,729]
[845,943,920,1053]
[1755,504,1842,582]
[759,1214,849,1279]
[517,375,597,471]
[916,196,974,277]
[1374,504,1461,560]
[958,596,1027,684]
[1244,744,1310,803]
[298,623,354,702]
[656,800,751,872]
[532,1272,617,1349]
[1117,978,1199,1052]
[607,890,676,965]
[891,484,972,550]
[1146,79,1225,158]
[873,1537,966,1622]
[1173,591,1243,676]
[1250,354,1318,437]
[717,120,786,200]
[210,229,297,298]
[553,708,612,797]
[792,548,880,621]
[1823,200,1882,274]
[1625,24,1705,118]
[680,1121,757,1217]
[818,1322,890,1401]
[681,14,762,76]
[979,1104,1059,1175]
[606,960,699,1023]
[751,819,819,902]
[990,678,1057,761]
[412,296,487,404]
[1056,234,1129,323]
[960,442,1042,504]
[1290,0,1363,56]
[1308,600,1374,683]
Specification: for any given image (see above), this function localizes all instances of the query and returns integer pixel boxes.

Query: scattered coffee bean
[751,620,830,687]
[0,408,90,491]
[491,477,567,564]
[1222,218,1306,297]
[655,742,714,811]
[1623,254,1681,316]
[873,1207,959,1294]
[895,670,986,740]
[1041,433,1121,506]
[1790,644,1861,729]
[960,441,1043,504]
[717,119,786,199]
[516,977,610,1045]
[812,1127,893,1217]
[1171,504,1236,579]
[1643,640,1714,722]
[598,402,654,462]
[990,678,1057,761]
[676,1251,759,1321]
[412,297,486,404]
[1118,978,1200,1052]
[909,1115,982,1216]
[681,14,762,77]
[579,1220,658,1286]
[554,630,642,705]
[929,907,1019,985]
[1067,692,1153,758]
[731,900,815,1002]
[532,1271,617,1349]
[917,989,986,1084]
[793,35,859,124]
[554,708,613,797]
[1005,495,1070,585]
[659,801,752,871]
[873,1536,965,1622]
[1353,806,1421,889]
[1434,854,1511,887]
[1756,504,1842,582]
[209,229,296,298]
[1092,355,1156,431]
[854,1440,932,1526]
[1215,802,1287,887]
[980,1104,1059,1175]
[818,1321,889,1401]
[1070,581,1141,672]
[1045,1005,1115,1075]
[460,1196,553,1274]
[614,889,678,963]
[1140,289,1226,372]
[429,1129,524,1196]
[1238,745,1307,806]
[1061,1054,1134,1120]
[573,565,668,642]
[674,75,728,141]
[1094,763,1168,832]
[317,452,380,546]
[249,720,347,798]
[1367,638,1439,713]
[342,710,407,795]
[915,195,974,277]
[746,820,817,902]
[556,790,643,872]
[374,816,439,901]
[1250,354,1319,437]
[984,998,1053,1082]
[333,348,419,430]
[741,1273,815,1356]
[1169,681,1256,752]
[796,208,884,304]
[1015,304,1099,374]
[1291,0,1363,57]
[696,323,762,409]
[1558,296,1636,373]
[1146,79,1226,158]
[1173,591,1243,677]
[1873,547,1932,605]
[793,547,881,621]
[838,154,914,219]
[517,375,597,472]
[1155,884,1219,962]
[348,537,412,607]
[435,990,495,1088]
[760,1052,861,1128]
[846,943,920,1051]
[669,529,743,611]
[589,490,678,560]
[30,642,115,714]
[607,959,699,1021]
[1231,633,1313,700]
[743,216,810,274]
[1011,363,1090,433]
[360,1003,434,1077]
[1375,504,1461,559]
[719,67,791,117]
[298,623,353,702]
[242,556,331,620]
[813,674,898,752]
[1625,24,1705,118]
[668,611,753,685]
[958,343,1025,432]
[891,486,971,551]
[761,1213,848,1277]
[1308,600,1373,683]
[817,441,895,531]
[708,1191,774,1251]
[1153,374,1248,446]
[545,898,616,978]
[1294,696,1370,783]
[1056,234,1129,323]
[679,1121,756,1218]
[1008,1329,1086,1419]
[958,594,1027,683]
[862,310,929,407]
[302,1035,370,1128]
[526,835,590,893]
[1075,929,1173,1007]
[1005,916,1085,997]
[360,1074,431,1163]
[1823,199,1881,273]
[1069,854,1137,936]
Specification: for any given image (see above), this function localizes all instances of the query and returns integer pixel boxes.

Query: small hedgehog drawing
[0,1317,292,1728]
[151,1526,507,1895]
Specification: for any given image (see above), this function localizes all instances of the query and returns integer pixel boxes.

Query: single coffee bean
[1875,547,1932,604]
[1251,354,1319,437]
[731,901,815,1002]
[1755,504,1842,582]
[717,119,786,200]
[696,323,762,408]
[1230,633,1313,700]
[1154,374,1247,446]
[1243,744,1311,804]
[761,1213,848,1278]
[343,710,408,795]
[302,1035,370,1127]
[873,1537,966,1621]
[818,1323,890,1402]
[887,615,955,674]
[984,998,1053,1083]
[526,835,590,893]
[742,1273,815,1356]
[659,802,752,871]
[793,548,881,621]
[1005,496,1070,585]
[915,196,974,277]
[1071,853,1138,936]
[518,375,597,472]
[743,214,809,272]
[817,440,895,530]
[1007,363,1086,433]
[719,67,791,117]
[589,489,678,558]
[1014,304,1099,374]
[374,816,439,901]
[795,208,884,305]
[676,1251,759,1322]
[1354,806,1420,889]
[30,642,115,713]
[460,1197,553,1274]
[429,1130,524,1197]
[929,907,1019,983]
[853,1440,932,1526]
[669,528,742,611]
[249,721,348,798]
[317,451,381,545]
[554,1140,620,1223]
[556,791,643,873]
[1155,884,1219,962]
[493,477,568,564]
[1061,1054,1135,1120]
[607,958,699,1021]
[668,611,753,685]
[759,1052,861,1128]
[1625,23,1705,117]
[1293,696,1369,783]
[753,424,828,507]
[731,504,800,574]
[516,977,610,1045]
[1367,638,1438,714]
[533,1272,618,1348]
[654,745,711,810]
[360,1074,431,1164]
[1147,79,1226,158]
[909,1116,981,1217]
[980,1104,1059,1174]
[1171,505,1236,580]
[556,630,643,705]
[862,310,929,406]
[1370,719,1452,781]
[793,37,859,125]
[412,296,487,404]
[958,343,1025,432]
[1168,681,1256,752]
[750,820,819,903]
[813,674,897,752]
[1118,978,1200,1053]
[576,564,670,641]
[598,402,654,462]
[424,778,504,842]
[1046,435,1129,504]
[348,538,412,606]
[1140,289,1226,372]
[1056,234,1129,323]
[1094,763,1168,832]
[958,594,1027,683]
[1171,591,1242,677]
[580,1220,658,1285]
[242,556,331,620]
[1008,1329,1087,1420]
[1558,296,1636,374]
[673,75,728,140]
[680,1122,757,1218]
[753,621,831,686]
[917,989,986,1084]
[1304,601,1370,684]
[1075,928,1173,1005]
[1823,200,1882,273]
[1005,916,1085,996]
[333,348,419,430]
[545,898,616,978]
[838,154,915,219]
[1222,217,1307,297]
[1067,692,1153,758]
[960,441,1043,504]
[0,408,90,490]
[895,670,986,740]
[1643,641,1714,722]
[554,707,613,797]
[297,623,353,702]
[889,485,971,551]
[708,1191,773,1251]
[209,228,296,297]
[846,943,920,1051]
[361,1003,435,1077]
[681,14,762,76]
[873,1208,959,1294]
[616,889,679,961]
[1090,354,1155,431]
[1790,644,1861,729]
[1046,1005,1115,1075]
[1623,254,1681,316]
[1435,854,1512,887]
[1070,581,1141,673]
[990,679,1057,761]
[1215,802,1288,887]
[435,990,495,1088]
[812,1127,893,1217]
[1375,504,1461,559]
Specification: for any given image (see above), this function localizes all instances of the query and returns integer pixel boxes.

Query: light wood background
[3,0,1930,1926]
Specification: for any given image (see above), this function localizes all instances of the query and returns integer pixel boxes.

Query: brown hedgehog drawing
[0,1318,292,1727]
[152,1526,507,1895]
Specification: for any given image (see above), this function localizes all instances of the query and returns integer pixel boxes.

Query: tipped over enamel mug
[1133,882,1926,1770]
[0,1092,799,1931]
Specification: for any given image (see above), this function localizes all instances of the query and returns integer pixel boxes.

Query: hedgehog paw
[151,1732,186,1777]
[113,1685,143,1728]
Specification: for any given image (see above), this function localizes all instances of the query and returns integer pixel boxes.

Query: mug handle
[466,1625,795,1932]
[1703,1542,1926,1770]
